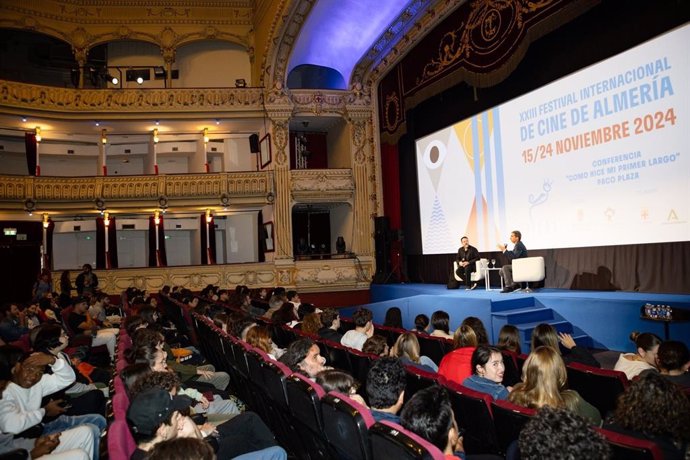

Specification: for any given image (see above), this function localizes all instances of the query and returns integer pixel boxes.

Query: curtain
[200,214,216,265]
[45,219,55,271]
[96,216,118,269]
[148,215,167,267]
[25,133,37,176]
[258,211,265,262]
[381,142,402,230]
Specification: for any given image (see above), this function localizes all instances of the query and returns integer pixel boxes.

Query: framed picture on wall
[260,134,272,169]
[263,221,274,252]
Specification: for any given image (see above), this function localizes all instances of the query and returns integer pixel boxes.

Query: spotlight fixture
[21,116,27,123]
[220,193,230,209]
[155,120,160,126]
[34,127,42,143]
[215,119,220,125]
[136,76,144,85]
[203,128,209,144]
[101,129,107,145]
[235,79,247,88]
[108,75,119,85]
[153,66,166,78]
[94,197,106,213]
[126,69,150,84]
[152,128,159,143]
[158,195,169,211]
[95,121,100,127]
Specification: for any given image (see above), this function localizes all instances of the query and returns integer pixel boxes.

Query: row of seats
[191,313,664,459]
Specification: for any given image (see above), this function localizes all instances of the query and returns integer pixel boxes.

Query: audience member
[278,338,327,378]
[148,437,216,460]
[390,333,438,372]
[414,314,430,333]
[299,312,322,335]
[531,323,600,368]
[643,340,690,388]
[0,347,105,460]
[613,331,662,379]
[315,369,366,406]
[461,317,489,345]
[462,346,510,400]
[430,311,453,340]
[604,371,689,459]
[519,406,611,460]
[340,308,373,351]
[438,324,478,385]
[383,307,403,329]
[496,324,522,355]
[0,303,28,342]
[361,335,388,356]
[508,346,601,425]
[75,264,98,297]
[400,386,464,459]
[245,326,284,360]
[317,308,343,343]
[32,270,53,303]
[67,296,118,359]
[271,302,298,327]
[366,357,406,423]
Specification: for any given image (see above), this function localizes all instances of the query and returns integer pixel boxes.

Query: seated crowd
[0,277,688,460]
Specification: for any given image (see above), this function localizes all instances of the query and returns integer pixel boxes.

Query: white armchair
[453,258,488,284]
[512,256,545,292]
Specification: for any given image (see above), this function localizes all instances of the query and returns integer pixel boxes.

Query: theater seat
[370,420,445,460]
[107,419,136,460]
[595,427,664,460]
[512,256,545,292]
[322,391,376,460]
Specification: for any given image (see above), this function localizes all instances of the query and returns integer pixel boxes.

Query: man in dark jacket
[498,230,528,292]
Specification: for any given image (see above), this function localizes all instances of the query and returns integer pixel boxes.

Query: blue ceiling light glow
[287,0,410,88]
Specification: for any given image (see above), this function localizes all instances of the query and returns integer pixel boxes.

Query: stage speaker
[373,216,395,283]
[249,133,260,153]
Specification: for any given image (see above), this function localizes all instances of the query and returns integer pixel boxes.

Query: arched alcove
[287,64,346,90]
[175,40,251,88]
[0,29,81,87]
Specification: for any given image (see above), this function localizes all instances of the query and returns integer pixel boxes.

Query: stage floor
[335,284,690,353]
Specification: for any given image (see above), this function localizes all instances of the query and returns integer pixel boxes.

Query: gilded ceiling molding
[259,0,315,89]
[350,0,442,89]
[0,80,265,115]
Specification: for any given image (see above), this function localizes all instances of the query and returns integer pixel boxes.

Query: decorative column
[348,112,375,256]
[103,212,111,269]
[98,129,107,176]
[154,211,162,267]
[41,213,50,271]
[34,127,41,176]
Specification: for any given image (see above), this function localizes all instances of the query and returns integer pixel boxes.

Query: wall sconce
[34,127,42,143]
[24,198,36,216]
[154,210,161,226]
[103,211,110,227]
[152,128,159,143]
[101,129,107,145]
[42,213,50,229]
[220,193,230,210]
[205,209,213,223]
[158,195,168,213]
[95,197,106,214]
[203,128,209,144]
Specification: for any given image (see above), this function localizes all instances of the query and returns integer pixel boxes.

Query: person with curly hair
[278,338,328,378]
[519,406,611,460]
[604,371,690,459]
[366,357,406,423]
[508,346,601,425]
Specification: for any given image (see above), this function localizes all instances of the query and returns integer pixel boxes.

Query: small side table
[483,267,504,291]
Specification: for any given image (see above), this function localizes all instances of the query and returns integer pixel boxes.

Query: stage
[337,284,690,353]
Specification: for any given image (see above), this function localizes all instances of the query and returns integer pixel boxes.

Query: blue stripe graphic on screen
[427,196,452,253]
[493,107,507,232]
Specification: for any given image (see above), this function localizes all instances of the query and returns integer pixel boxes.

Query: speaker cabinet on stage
[373,216,396,283]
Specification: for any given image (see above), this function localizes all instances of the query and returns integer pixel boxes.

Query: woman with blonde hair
[531,323,599,367]
[390,332,438,372]
[245,325,284,360]
[508,346,601,425]
[438,324,478,385]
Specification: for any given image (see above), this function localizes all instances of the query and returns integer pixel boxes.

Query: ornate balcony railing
[291,169,354,203]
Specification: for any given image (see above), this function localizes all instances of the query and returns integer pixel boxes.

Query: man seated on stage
[497,230,528,293]
[454,236,480,290]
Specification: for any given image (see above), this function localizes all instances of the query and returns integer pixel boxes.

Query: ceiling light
[109,75,119,85]
[155,120,160,126]
[136,76,144,85]
[95,121,100,127]
[215,119,220,125]
[21,116,27,122]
